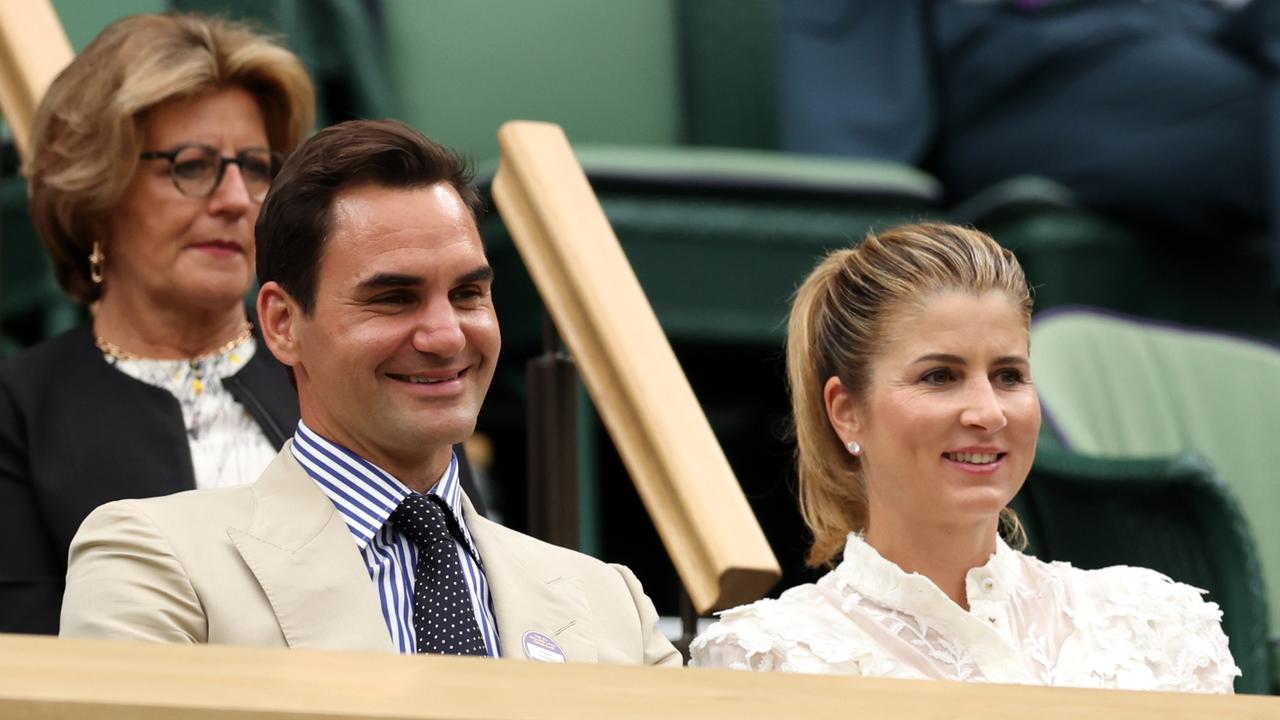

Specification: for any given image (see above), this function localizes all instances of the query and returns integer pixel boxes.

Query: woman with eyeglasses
[0,13,313,634]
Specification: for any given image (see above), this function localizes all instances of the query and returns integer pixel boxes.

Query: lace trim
[1053,566,1240,691]
[690,589,898,676]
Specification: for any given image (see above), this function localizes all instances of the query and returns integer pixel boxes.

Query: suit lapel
[228,445,393,652]
[463,496,597,662]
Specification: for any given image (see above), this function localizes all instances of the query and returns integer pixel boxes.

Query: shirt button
[980,578,996,592]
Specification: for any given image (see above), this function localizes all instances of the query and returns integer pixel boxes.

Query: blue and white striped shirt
[291,421,501,656]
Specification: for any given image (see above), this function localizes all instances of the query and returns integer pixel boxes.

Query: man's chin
[384,416,478,453]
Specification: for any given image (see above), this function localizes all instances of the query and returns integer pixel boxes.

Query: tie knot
[391,493,455,548]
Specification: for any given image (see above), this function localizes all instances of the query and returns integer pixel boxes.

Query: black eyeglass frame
[138,143,283,201]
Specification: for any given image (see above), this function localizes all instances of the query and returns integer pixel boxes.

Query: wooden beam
[0,634,1275,719]
[0,0,73,161]
[492,121,780,613]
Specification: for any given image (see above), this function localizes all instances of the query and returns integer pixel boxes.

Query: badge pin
[521,630,567,663]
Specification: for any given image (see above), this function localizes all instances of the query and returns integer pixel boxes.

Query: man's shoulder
[82,446,310,541]
[81,484,258,549]
[469,513,615,574]
[465,512,652,603]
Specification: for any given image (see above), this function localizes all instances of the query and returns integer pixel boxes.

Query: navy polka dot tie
[391,494,487,656]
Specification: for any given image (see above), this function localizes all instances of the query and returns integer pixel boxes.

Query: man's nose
[411,300,466,357]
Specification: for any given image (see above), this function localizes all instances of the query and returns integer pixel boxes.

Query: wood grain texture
[0,0,73,160]
[0,634,1275,719]
[491,121,780,612]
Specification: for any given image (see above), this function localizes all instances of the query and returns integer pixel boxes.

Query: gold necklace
[95,322,254,362]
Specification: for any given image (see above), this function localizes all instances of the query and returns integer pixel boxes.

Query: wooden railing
[0,0,72,160]
[492,121,779,612]
[0,634,1276,719]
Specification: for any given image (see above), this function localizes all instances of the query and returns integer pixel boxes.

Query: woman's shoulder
[1021,555,1239,692]
[1028,554,1217,614]
[0,324,95,389]
[1021,554,1226,630]
[689,576,896,675]
[0,324,93,379]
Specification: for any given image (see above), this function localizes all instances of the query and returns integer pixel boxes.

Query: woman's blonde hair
[787,222,1034,567]
[25,12,315,303]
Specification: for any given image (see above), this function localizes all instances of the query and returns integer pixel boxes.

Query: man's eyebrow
[356,273,422,292]
[909,352,1029,366]
[355,266,492,292]
[455,266,494,285]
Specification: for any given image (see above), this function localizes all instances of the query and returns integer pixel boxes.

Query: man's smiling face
[289,181,499,482]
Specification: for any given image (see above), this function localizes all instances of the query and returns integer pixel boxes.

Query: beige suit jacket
[61,446,681,666]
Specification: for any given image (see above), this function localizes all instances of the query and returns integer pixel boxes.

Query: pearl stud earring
[846,440,862,456]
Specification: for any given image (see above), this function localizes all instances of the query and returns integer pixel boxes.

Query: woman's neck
[93,290,249,360]
[863,508,1000,611]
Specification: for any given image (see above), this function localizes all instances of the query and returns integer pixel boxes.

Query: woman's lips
[942,452,1007,476]
[191,240,244,256]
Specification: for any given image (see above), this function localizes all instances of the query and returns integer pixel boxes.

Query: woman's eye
[173,158,213,179]
[921,368,954,385]
[240,157,273,179]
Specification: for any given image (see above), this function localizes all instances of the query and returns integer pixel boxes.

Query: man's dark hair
[256,118,483,314]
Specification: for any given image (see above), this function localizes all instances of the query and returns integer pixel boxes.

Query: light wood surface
[0,634,1275,719]
[0,0,73,160]
[491,121,780,613]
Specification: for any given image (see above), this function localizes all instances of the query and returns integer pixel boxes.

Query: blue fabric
[779,0,1276,252]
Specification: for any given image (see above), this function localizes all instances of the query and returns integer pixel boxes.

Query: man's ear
[824,376,865,446]
[257,281,300,368]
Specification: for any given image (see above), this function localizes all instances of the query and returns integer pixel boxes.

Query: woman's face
[825,290,1041,531]
[105,86,268,315]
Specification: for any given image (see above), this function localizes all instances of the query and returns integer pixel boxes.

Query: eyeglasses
[139,143,283,202]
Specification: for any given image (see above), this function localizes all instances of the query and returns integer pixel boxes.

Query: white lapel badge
[521,630,567,663]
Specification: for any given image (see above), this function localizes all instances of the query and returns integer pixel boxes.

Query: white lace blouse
[691,533,1240,693]
[103,335,278,490]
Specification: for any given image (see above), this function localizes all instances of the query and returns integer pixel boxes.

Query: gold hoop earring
[89,241,104,285]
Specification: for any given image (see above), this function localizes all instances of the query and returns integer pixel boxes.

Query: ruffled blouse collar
[834,532,1022,603]
[831,532,1032,681]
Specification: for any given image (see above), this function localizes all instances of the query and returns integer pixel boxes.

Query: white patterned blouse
[691,533,1240,693]
[102,334,278,490]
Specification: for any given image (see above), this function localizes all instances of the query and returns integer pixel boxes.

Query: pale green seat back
[381,0,681,164]
[1031,308,1280,634]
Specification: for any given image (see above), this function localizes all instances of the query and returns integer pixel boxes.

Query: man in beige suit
[61,119,681,666]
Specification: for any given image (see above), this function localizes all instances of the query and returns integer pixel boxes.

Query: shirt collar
[290,421,480,561]
[832,532,1023,615]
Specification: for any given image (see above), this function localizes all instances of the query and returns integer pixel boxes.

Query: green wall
[51,0,166,50]
[383,0,681,163]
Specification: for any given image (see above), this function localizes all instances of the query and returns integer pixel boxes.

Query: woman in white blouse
[690,222,1240,693]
